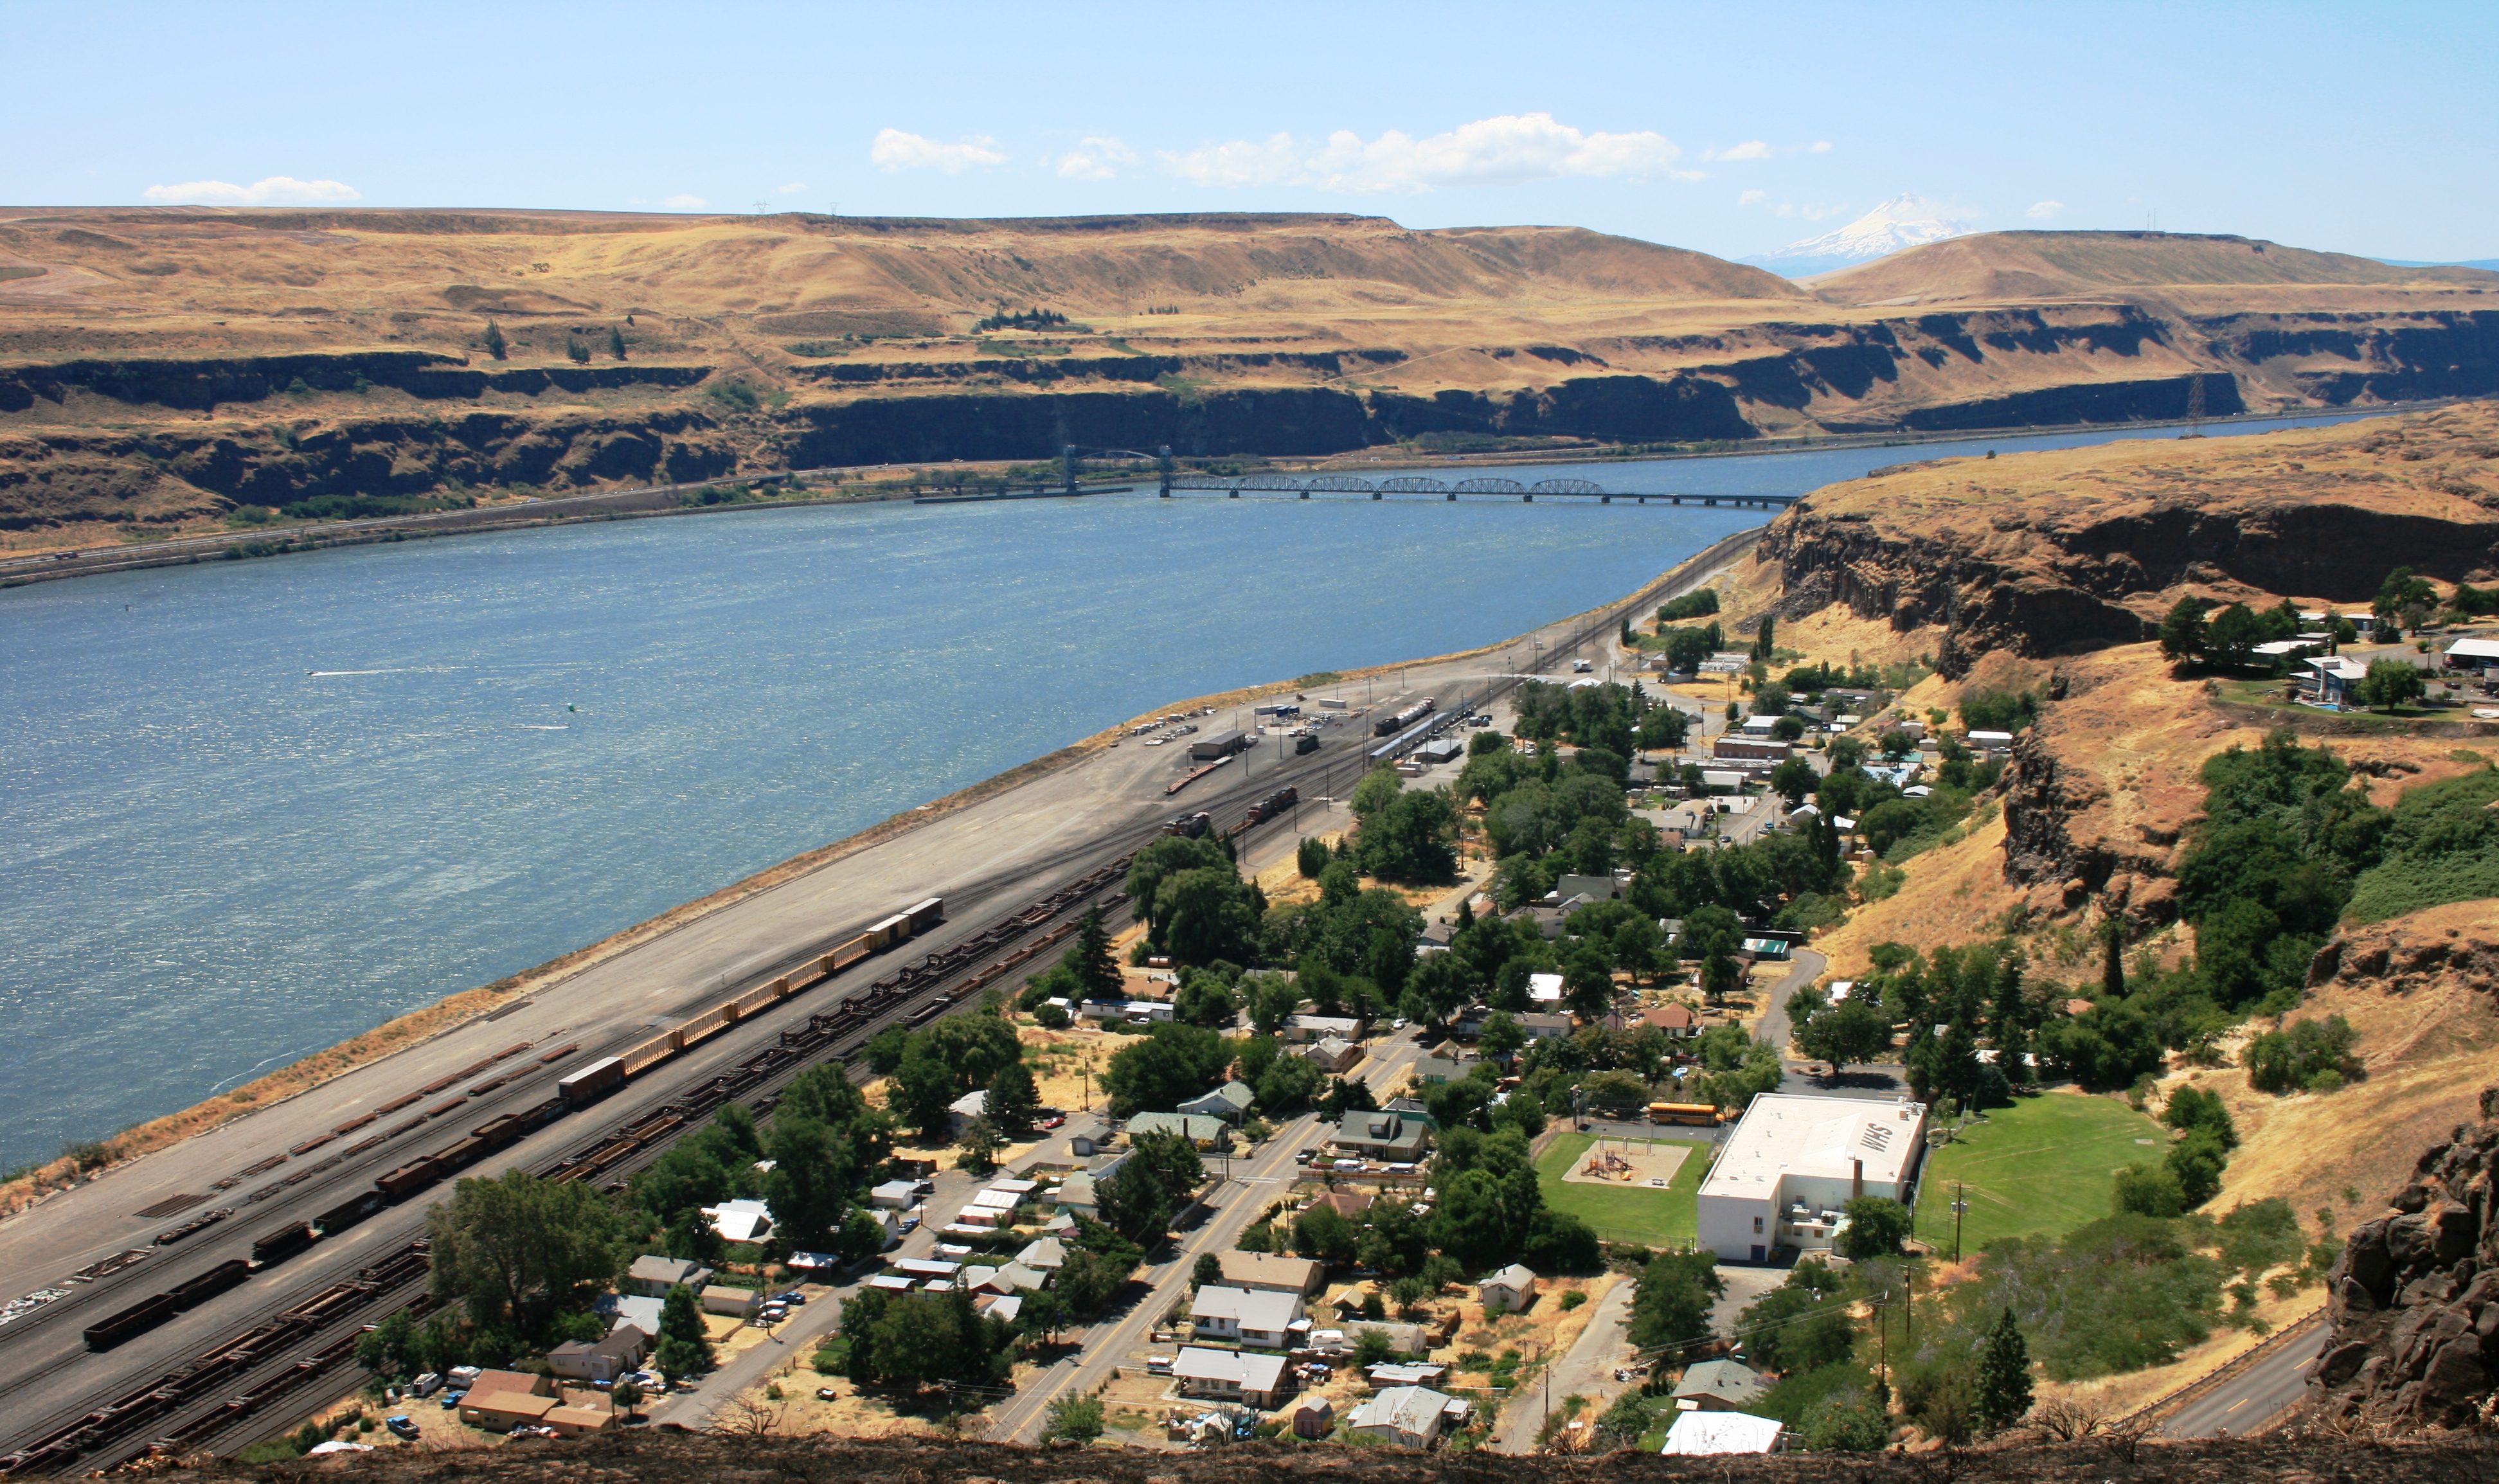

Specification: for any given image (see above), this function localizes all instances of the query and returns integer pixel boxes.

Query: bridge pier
[1600,495,1611,504]
[1371,490,1381,501]
[1704,497,1717,506]
[1446,492,1456,501]
[1300,490,1309,499]
[1230,490,1240,499]
[1523,493,1534,503]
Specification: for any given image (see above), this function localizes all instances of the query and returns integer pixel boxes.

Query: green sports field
[1536,1130,1710,1249]
[1913,1090,2169,1256]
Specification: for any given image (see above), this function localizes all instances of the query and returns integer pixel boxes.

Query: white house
[948,1089,987,1135]
[1477,1263,1538,1313]
[699,1199,774,1244]
[1527,972,1564,1004]
[1190,1284,1305,1348]
[1347,1384,1460,1448]
[1172,1346,1295,1407]
[1660,1411,1786,1456]
[1696,1094,1927,1262]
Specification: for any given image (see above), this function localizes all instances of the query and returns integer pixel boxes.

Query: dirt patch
[1560,1141,1689,1189]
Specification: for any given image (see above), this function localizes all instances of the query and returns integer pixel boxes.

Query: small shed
[1291,1394,1335,1439]
[699,1284,758,1318]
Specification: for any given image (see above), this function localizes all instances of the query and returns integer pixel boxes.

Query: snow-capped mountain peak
[1741,195,1977,278]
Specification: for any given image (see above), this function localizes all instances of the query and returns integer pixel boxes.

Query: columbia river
[0,414,2378,1170]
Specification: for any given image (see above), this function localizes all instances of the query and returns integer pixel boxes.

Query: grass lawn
[1536,1131,1709,1249]
[1914,1089,2167,1256]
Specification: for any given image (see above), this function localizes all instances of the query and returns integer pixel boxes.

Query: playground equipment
[1581,1148,1635,1181]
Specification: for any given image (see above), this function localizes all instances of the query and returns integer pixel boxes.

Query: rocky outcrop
[1755,408,2499,674]
[2309,911,2499,997]
[2313,1086,2499,1427]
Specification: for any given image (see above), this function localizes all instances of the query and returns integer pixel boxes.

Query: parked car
[438,1391,465,1411]
[386,1417,418,1440]
[816,1387,839,1402]
[774,1290,807,1306]
[408,1373,443,1399]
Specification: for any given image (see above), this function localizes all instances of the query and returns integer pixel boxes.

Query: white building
[1660,1411,1786,1456]
[1696,1094,1927,1263]
[1190,1285,1305,1348]
[1347,1384,1463,1449]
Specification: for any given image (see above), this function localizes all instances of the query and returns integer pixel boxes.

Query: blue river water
[0,411,2381,1170]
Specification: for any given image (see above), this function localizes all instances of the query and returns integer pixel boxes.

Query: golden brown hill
[4,208,2498,553]
[1810,228,2499,307]
[1759,400,2499,672]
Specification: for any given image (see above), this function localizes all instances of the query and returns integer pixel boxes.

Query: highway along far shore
[0,523,1758,1229]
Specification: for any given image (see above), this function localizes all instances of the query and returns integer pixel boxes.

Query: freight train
[1372,697,1435,737]
[74,895,949,1354]
[1241,786,1298,827]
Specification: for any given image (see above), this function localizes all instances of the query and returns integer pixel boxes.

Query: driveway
[1490,1279,1637,1453]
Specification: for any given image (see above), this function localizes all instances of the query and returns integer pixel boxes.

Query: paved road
[2160,1316,2327,1438]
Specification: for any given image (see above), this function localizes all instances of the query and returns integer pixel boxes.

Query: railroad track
[0,851,1143,1476]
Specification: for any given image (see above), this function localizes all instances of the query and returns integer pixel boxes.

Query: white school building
[1696,1094,1928,1263]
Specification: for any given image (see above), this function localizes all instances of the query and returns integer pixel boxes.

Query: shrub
[2243,1015,2358,1094]
[1559,1289,1586,1311]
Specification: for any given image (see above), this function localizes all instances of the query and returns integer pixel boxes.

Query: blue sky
[9,1,2493,262]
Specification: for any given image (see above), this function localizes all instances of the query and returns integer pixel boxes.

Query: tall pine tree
[1976,1305,2034,1433]
[1072,905,1122,1001]
[482,321,507,361]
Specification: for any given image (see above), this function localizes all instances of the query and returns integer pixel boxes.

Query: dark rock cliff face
[0,353,711,413]
[1758,495,2499,677]
[2314,1086,2499,1427]
[0,410,740,526]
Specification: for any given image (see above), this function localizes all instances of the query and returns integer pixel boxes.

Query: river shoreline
[0,523,1762,1217]
[0,401,2428,591]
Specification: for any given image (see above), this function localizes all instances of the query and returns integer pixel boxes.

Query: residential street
[1489,1276,1638,1452]
[983,1027,1428,1442]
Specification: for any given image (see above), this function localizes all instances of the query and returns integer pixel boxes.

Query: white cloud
[871,128,1008,174]
[777,181,808,194]
[1738,188,1769,208]
[141,175,361,205]
[1705,140,1773,162]
[1161,112,1694,194]
[662,193,708,210]
[1809,140,1833,153]
[2027,199,2066,219]
[1053,136,1138,180]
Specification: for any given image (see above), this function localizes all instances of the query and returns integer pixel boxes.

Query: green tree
[2376,566,2439,634]
[1770,756,1819,808]
[1796,999,1892,1073]
[566,335,591,363]
[1975,1306,2034,1433]
[1043,1391,1105,1442]
[1480,1009,1526,1060]
[1628,1249,1724,1356]
[607,325,628,360]
[2112,1162,2187,1217]
[1070,905,1124,1000]
[425,1168,627,1332]
[1102,1023,1234,1114]
[2356,659,2426,712]
[1735,1258,1855,1377]
[893,1056,959,1140]
[1834,1196,1912,1260]
[985,1057,1041,1139]
[610,1378,644,1419]
[1362,789,1460,883]
[2158,596,2208,663]
[2204,602,2264,669]
[656,1283,715,1376]
[1297,835,1330,878]
[1294,1202,1362,1264]
[483,321,508,361]
[1192,1252,1221,1289]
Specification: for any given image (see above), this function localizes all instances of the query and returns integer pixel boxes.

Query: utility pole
[1953,1181,1966,1263]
